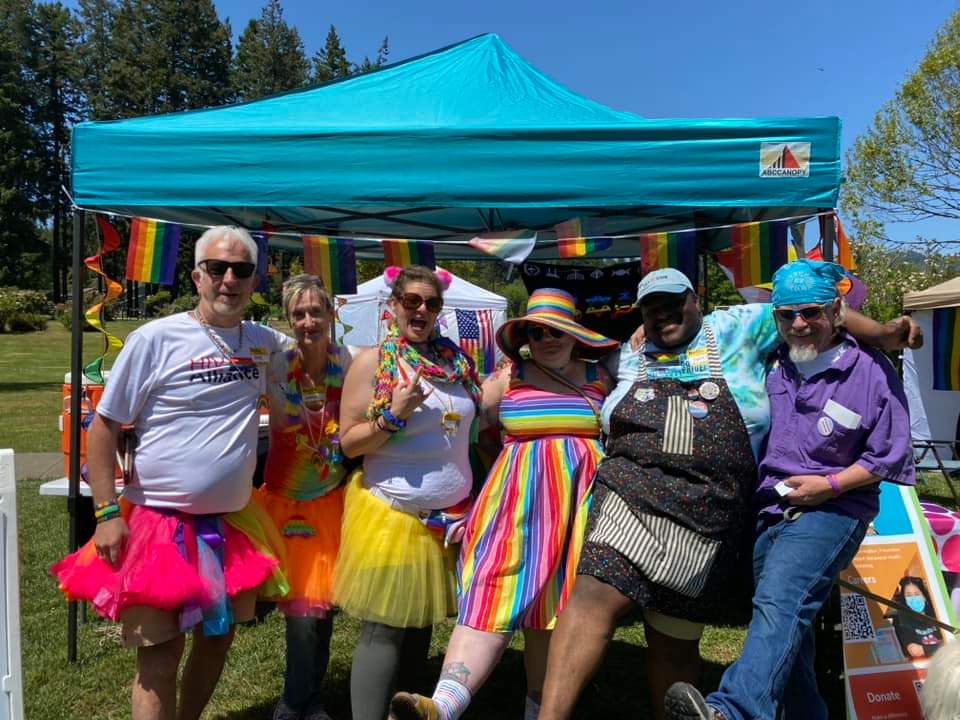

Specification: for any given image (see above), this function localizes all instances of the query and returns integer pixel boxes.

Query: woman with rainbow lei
[254,275,351,720]
[335,265,483,720]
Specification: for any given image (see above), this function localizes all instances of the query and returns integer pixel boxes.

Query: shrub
[145,290,172,317]
[0,287,54,332]
[8,313,48,332]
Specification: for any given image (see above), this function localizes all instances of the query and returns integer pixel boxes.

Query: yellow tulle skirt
[253,484,344,616]
[333,471,458,628]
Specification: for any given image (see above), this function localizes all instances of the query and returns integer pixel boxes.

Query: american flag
[455,309,496,376]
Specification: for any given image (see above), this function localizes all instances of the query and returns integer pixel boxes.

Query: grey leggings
[350,621,433,720]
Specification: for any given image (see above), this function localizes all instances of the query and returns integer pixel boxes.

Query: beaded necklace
[283,343,344,479]
[368,324,481,426]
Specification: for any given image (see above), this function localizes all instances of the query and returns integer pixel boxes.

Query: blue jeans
[284,615,334,710]
[707,507,866,720]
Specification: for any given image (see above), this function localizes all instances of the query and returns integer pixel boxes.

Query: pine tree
[232,0,309,101]
[0,0,44,288]
[73,0,115,120]
[313,24,351,83]
[30,1,84,299]
[357,35,389,74]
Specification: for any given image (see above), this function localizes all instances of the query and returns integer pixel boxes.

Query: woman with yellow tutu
[336,265,482,720]
[255,275,352,720]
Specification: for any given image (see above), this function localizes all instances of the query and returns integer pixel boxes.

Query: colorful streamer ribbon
[83,216,125,383]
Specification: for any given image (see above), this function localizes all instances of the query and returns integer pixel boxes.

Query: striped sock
[432,679,472,720]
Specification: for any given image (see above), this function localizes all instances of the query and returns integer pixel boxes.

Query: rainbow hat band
[497,288,619,361]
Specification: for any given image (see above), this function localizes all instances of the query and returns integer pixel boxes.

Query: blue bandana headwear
[771,259,846,307]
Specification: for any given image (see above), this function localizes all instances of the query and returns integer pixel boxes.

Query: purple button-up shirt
[755,332,915,521]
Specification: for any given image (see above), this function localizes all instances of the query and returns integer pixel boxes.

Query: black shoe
[663,682,726,720]
[272,698,301,720]
[302,702,333,720]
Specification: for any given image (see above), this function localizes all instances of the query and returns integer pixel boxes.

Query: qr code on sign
[841,593,876,642]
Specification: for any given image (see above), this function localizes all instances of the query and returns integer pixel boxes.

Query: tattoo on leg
[440,661,471,685]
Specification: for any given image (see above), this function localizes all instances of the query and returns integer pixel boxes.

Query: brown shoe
[390,692,438,720]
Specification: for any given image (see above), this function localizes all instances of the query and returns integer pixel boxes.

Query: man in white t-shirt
[54,226,290,720]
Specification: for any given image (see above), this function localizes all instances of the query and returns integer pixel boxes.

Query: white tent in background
[336,269,508,371]
[903,277,960,445]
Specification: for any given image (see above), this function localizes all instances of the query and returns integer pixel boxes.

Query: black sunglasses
[199,259,256,279]
[774,303,831,323]
[526,325,565,341]
[397,292,443,313]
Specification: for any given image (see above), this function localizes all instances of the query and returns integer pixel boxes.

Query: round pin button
[686,388,700,400]
[688,400,709,419]
[817,416,835,436]
[699,381,720,401]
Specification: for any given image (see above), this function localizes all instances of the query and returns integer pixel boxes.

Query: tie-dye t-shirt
[601,304,779,456]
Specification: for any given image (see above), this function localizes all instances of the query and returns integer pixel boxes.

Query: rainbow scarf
[282,344,345,477]
[368,324,481,421]
[302,235,358,294]
[715,220,789,288]
[126,218,181,284]
[637,230,697,285]
[383,239,436,270]
[933,308,960,391]
[555,217,611,257]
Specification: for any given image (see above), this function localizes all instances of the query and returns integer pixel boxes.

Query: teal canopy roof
[71,33,841,259]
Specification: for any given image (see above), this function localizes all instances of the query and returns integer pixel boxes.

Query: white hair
[194,226,258,267]
[921,639,960,720]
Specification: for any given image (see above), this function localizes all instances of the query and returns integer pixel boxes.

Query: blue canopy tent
[71,33,841,257]
[62,33,843,660]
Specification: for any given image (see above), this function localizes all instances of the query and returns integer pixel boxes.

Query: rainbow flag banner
[382,239,436,269]
[302,235,358,294]
[637,230,698,285]
[468,230,537,264]
[555,217,611,257]
[125,218,181,284]
[714,220,789,288]
[932,307,960,391]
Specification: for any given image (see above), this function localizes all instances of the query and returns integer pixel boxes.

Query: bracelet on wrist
[375,415,399,434]
[381,408,407,431]
[95,498,119,511]
[96,511,121,524]
[826,473,842,497]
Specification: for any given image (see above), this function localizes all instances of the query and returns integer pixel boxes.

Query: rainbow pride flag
[125,218,181,284]
[302,235,358,294]
[383,239,436,269]
[819,213,856,270]
[714,220,789,288]
[555,217,611,257]
[637,230,698,285]
[933,307,960,391]
[468,230,537,264]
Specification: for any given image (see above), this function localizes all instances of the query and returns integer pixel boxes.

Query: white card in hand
[774,481,793,497]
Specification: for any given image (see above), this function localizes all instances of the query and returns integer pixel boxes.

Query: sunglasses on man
[774,303,832,323]
[526,325,565,341]
[397,292,444,313]
[198,259,257,279]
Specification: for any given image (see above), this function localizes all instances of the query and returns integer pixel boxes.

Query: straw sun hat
[497,288,619,361]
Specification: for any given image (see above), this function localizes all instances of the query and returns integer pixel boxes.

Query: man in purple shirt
[665,259,916,720]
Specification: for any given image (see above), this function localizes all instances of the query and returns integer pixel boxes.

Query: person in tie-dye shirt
[537,269,922,720]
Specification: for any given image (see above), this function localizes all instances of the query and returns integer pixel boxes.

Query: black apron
[579,323,757,624]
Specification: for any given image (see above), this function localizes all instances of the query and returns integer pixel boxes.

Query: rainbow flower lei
[367,323,481,420]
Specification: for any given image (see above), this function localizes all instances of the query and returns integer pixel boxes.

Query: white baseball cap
[636,268,695,302]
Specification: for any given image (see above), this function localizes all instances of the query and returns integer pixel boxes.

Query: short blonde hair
[282,274,333,320]
[920,640,960,720]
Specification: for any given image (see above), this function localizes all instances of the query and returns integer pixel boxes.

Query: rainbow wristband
[826,474,841,497]
[95,505,121,523]
[381,408,407,431]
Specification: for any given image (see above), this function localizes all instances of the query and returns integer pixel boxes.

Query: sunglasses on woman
[774,303,831,323]
[397,292,443,313]
[198,259,257,279]
[526,325,565,341]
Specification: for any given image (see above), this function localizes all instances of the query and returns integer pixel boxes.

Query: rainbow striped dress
[457,364,606,632]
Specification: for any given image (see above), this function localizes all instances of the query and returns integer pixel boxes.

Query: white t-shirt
[97,312,291,513]
[362,375,475,509]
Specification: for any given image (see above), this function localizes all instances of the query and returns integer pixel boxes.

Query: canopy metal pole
[67,210,85,662]
[821,211,836,262]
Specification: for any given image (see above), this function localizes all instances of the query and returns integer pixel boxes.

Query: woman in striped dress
[391,289,618,720]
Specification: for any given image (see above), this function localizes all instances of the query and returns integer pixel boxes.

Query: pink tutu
[50,499,286,623]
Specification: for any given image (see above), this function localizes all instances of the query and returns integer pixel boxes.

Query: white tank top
[363,375,475,509]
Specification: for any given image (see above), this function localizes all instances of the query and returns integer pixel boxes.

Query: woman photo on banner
[390,288,618,720]
[254,275,352,720]
[889,576,944,659]
[335,265,484,720]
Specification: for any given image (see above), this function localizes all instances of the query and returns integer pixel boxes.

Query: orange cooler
[60,371,110,477]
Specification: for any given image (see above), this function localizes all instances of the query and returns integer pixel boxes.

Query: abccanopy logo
[759,142,811,177]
